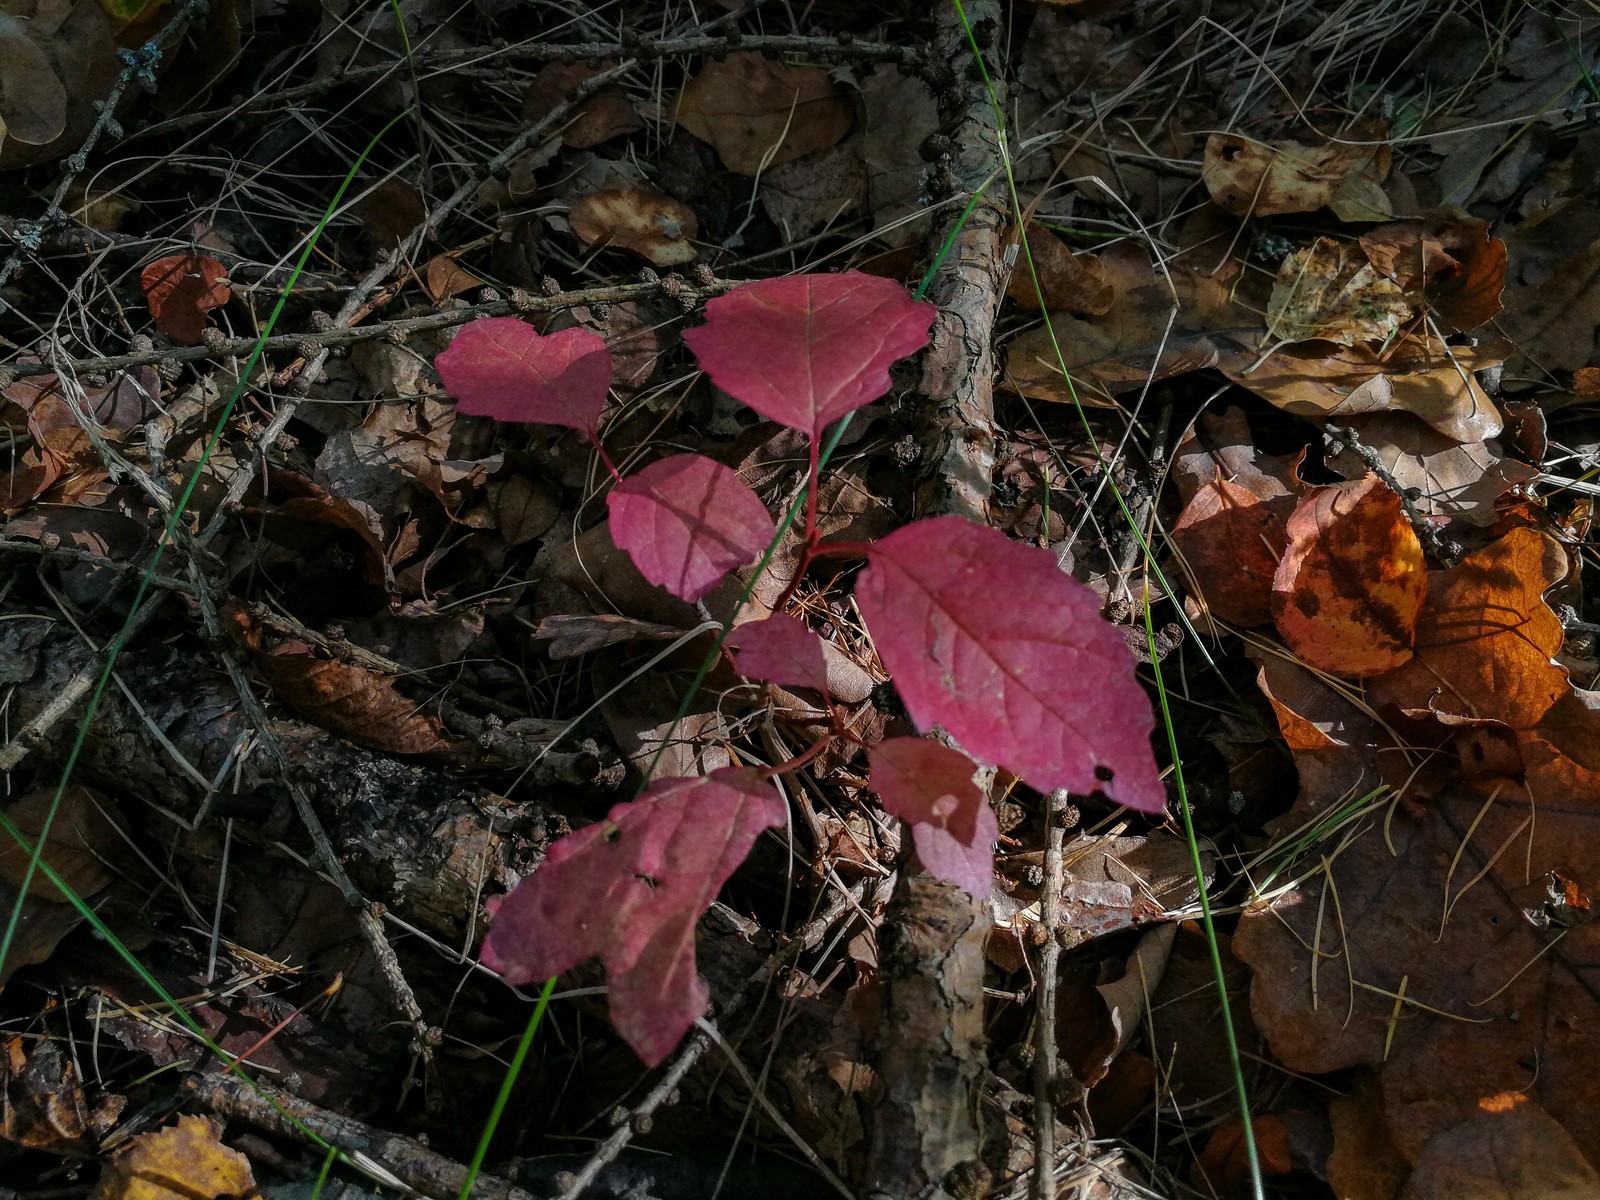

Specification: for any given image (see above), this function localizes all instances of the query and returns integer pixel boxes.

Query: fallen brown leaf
[676,53,851,175]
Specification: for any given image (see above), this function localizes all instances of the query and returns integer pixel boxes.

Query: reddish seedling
[437,272,1166,1062]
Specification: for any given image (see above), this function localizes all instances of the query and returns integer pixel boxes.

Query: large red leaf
[870,738,997,896]
[855,516,1165,812]
[434,317,611,434]
[726,614,829,694]
[607,453,776,602]
[481,767,785,1067]
[681,271,935,438]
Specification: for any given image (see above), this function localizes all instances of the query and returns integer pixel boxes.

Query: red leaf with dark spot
[481,768,786,1066]
[855,516,1164,812]
[435,318,611,434]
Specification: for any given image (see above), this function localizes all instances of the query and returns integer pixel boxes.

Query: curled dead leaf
[1203,130,1390,217]
[569,187,699,266]
[522,60,641,149]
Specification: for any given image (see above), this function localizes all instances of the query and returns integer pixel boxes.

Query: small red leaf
[434,318,611,433]
[682,272,934,438]
[855,517,1164,812]
[140,254,230,346]
[726,614,830,694]
[481,767,786,1066]
[607,453,776,602]
[870,738,997,896]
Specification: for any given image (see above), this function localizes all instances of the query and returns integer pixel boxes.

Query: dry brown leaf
[1005,221,1114,315]
[569,187,698,266]
[758,140,867,239]
[1358,210,1506,332]
[1325,412,1535,526]
[1326,1072,1412,1200]
[423,254,483,302]
[357,177,425,247]
[492,474,561,545]
[1366,527,1569,732]
[0,786,125,902]
[1171,406,1305,507]
[1004,242,1258,405]
[139,254,230,346]
[1499,237,1600,375]
[0,1037,121,1154]
[1235,777,1600,1170]
[94,1115,256,1200]
[522,60,641,149]
[860,65,937,246]
[1223,335,1504,443]
[1267,236,1412,345]
[1202,131,1390,217]
[0,14,67,147]
[1272,475,1427,678]
[675,52,851,175]
[1404,1096,1600,1200]
[1172,478,1292,628]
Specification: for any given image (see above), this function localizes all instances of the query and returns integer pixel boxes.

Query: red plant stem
[232,974,345,1069]
[589,435,622,484]
[761,731,833,778]
[808,540,873,560]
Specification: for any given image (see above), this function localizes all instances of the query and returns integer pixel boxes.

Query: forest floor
[2,1,1600,1198]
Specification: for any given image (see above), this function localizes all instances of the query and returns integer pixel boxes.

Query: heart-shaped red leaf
[726,614,830,694]
[481,767,785,1067]
[870,738,997,896]
[682,271,935,439]
[435,317,611,434]
[855,516,1165,812]
[607,453,776,601]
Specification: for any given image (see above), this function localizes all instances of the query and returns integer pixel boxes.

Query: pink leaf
[855,517,1165,812]
[607,453,776,602]
[481,767,785,1067]
[682,272,935,439]
[434,317,611,434]
[726,614,830,694]
[870,738,997,896]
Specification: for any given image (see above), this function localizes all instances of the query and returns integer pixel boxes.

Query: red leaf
[434,318,611,434]
[607,453,776,602]
[481,767,785,1066]
[726,614,829,694]
[681,271,935,439]
[855,517,1164,812]
[140,255,230,346]
[870,738,997,896]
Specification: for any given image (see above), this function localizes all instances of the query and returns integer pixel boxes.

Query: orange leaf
[1271,474,1426,677]
[1367,526,1568,731]
[139,254,229,345]
[94,1115,255,1200]
[1173,477,1291,628]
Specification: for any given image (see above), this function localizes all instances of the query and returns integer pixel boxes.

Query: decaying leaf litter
[2,1,1600,1198]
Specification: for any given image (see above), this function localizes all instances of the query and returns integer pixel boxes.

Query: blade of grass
[457,978,557,1200]
[0,103,414,1195]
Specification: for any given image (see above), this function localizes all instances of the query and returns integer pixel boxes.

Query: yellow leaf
[94,1116,257,1200]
